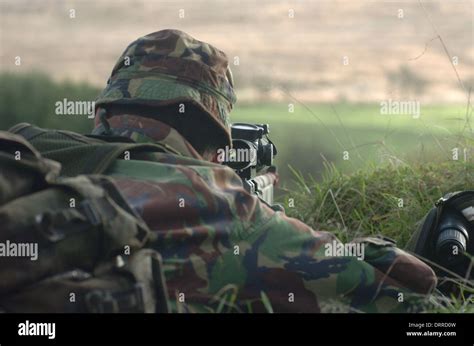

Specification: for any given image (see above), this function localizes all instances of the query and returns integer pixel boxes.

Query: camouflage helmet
[95,29,237,146]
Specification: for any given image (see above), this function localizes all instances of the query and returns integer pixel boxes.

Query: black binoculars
[409,191,474,282]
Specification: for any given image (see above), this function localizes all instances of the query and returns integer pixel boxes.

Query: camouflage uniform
[93,29,436,312]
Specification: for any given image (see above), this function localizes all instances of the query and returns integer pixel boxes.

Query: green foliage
[0,71,100,133]
[283,161,474,246]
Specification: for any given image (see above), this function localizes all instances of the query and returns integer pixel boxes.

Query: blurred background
[0,0,472,187]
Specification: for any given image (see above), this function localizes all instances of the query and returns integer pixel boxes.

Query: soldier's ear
[200,148,220,163]
[208,151,220,163]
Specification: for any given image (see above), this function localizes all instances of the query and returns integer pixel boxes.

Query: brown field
[0,0,473,103]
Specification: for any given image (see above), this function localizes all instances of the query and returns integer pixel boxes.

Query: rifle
[222,123,283,211]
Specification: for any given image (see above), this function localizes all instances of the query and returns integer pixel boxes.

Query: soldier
[62,29,440,312]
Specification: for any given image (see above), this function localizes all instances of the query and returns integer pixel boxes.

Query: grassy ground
[279,160,474,313]
[282,161,473,246]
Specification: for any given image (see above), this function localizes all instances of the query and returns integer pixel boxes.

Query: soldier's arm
[226,204,437,312]
[107,160,437,313]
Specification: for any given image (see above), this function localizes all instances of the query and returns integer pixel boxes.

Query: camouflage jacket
[98,114,437,313]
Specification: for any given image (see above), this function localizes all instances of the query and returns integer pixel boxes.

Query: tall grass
[283,161,473,246]
[280,160,474,313]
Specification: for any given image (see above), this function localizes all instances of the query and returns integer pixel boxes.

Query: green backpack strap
[0,131,61,204]
[9,123,175,177]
